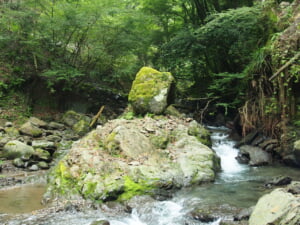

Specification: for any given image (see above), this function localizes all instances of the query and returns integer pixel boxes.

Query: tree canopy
[0,0,298,128]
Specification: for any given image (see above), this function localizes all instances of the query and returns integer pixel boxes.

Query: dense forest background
[0,0,299,145]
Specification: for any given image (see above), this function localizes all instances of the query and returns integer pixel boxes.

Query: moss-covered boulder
[2,140,35,160]
[33,148,51,162]
[4,127,20,137]
[19,121,43,137]
[46,116,220,202]
[72,119,90,136]
[62,110,90,136]
[62,110,83,127]
[128,67,174,115]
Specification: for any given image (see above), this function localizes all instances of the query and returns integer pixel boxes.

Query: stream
[1,126,300,225]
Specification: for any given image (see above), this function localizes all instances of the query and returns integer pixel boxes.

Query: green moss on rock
[188,121,212,147]
[118,176,155,201]
[72,119,90,136]
[4,127,20,137]
[103,132,121,156]
[128,67,174,115]
[150,133,169,149]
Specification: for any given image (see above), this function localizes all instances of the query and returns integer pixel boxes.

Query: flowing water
[1,127,300,225]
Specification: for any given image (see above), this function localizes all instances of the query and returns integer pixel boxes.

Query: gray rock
[19,121,43,137]
[234,207,254,221]
[33,148,51,161]
[125,195,155,210]
[13,158,25,168]
[29,117,47,128]
[48,122,65,130]
[2,140,35,160]
[62,110,84,127]
[264,176,292,188]
[238,145,272,166]
[191,208,217,222]
[45,135,62,142]
[128,67,174,115]
[249,182,300,225]
[29,164,39,171]
[287,182,300,194]
[282,154,300,167]
[32,140,56,150]
[38,161,50,169]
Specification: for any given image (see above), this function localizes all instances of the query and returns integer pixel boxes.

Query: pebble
[29,164,39,171]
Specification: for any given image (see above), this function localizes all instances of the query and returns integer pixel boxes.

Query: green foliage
[0,0,281,119]
[41,64,84,92]
[159,5,275,112]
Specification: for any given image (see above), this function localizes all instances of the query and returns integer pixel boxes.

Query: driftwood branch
[269,52,300,81]
[89,105,105,128]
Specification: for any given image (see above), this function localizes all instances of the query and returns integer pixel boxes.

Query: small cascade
[209,127,248,182]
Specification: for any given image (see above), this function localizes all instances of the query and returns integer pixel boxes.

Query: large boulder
[128,67,174,115]
[46,117,220,201]
[236,145,272,166]
[1,140,35,160]
[249,182,300,225]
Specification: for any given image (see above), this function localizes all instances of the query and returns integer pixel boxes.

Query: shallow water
[0,184,46,214]
[1,127,300,225]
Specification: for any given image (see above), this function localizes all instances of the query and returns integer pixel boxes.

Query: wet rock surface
[264,175,292,188]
